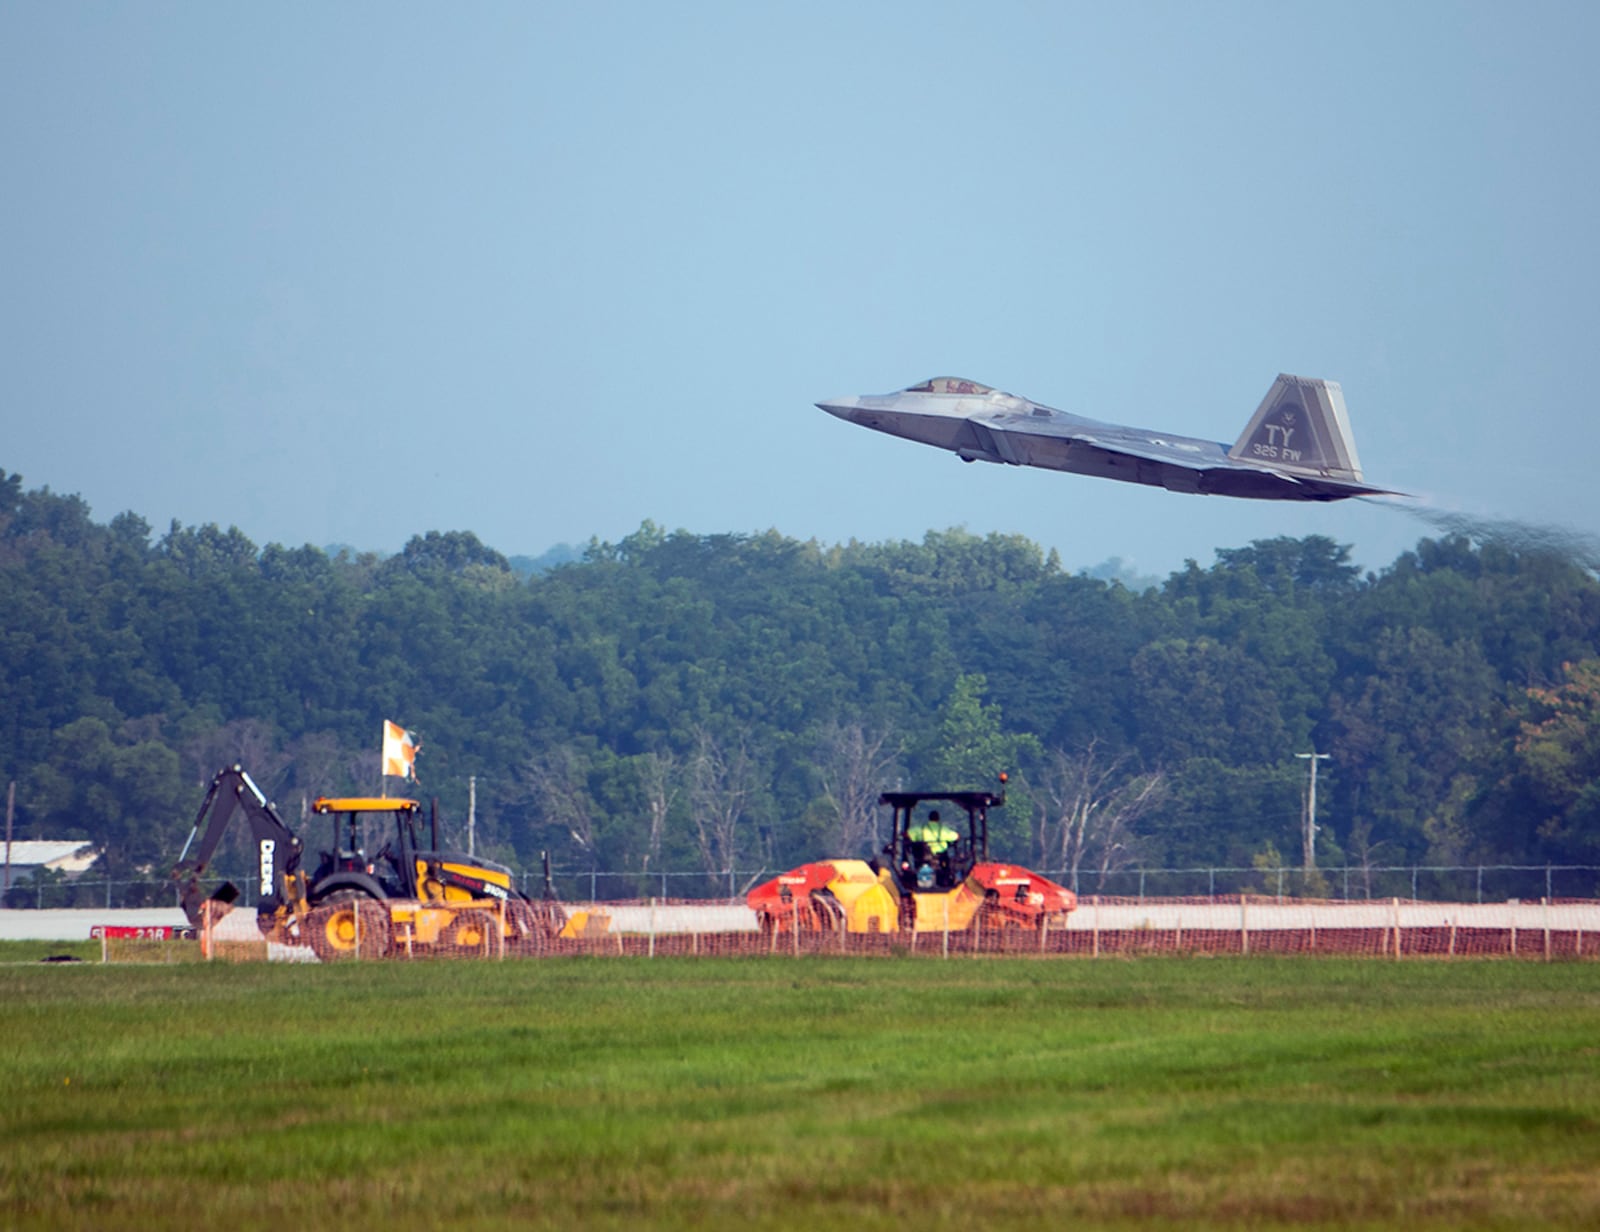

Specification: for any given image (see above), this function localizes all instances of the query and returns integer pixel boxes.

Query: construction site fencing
[549,864,1600,905]
[89,894,1600,964]
[17,862,1600,911]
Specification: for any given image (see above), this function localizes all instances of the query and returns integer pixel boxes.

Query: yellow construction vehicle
[748,783,1076,935]
[172,765,566,959]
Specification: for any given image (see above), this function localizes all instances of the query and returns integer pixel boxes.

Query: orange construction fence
[146,894,1600,963]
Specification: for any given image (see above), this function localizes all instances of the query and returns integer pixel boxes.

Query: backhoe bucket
[179,878,239,928]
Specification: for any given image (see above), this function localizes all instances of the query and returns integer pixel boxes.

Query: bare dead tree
[816,720,899,855]
[688,727,757,883]
[181,718,286,790]
[281,730,344,812]
[523,745,597,863]
[1034,740,1166,890]
[636,749,680,875]
[1344,817,1405,900]
[1091,773,1164,888]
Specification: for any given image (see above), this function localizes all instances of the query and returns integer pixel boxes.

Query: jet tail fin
[1228,375,1365,482]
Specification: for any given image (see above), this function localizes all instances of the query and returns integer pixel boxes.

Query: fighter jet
[818,374,1402,501]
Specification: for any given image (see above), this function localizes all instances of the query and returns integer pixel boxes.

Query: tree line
[3,464,1599,903]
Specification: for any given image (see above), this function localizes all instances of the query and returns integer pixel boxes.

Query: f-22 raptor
[818,374,1402,501]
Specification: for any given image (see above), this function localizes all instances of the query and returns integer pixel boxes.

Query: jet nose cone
[816,398,860,422]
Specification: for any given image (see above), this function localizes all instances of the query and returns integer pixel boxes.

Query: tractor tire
[441,909,498,956]
[808,891,845,932]
[307,892,390,962]
[976,893,1028,933]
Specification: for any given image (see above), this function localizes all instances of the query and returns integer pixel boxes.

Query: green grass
[0,939,99,964]
[3,957,1598,1230]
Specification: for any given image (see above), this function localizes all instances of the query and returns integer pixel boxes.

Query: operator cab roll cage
[876,788,1004,893]
[310,796,429,899]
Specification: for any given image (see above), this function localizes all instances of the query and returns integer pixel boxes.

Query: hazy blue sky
[4,2,1597,578]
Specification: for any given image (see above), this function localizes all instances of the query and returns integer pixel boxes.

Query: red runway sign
[90,925,195,941]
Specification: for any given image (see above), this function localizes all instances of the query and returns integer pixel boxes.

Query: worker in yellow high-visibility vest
[908,810,960,888]
[908,810,959,853]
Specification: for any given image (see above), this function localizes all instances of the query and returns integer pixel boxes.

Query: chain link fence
[548,863,1600,905]
[8,862,1600,913]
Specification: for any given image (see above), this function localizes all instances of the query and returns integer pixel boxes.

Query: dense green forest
[4,464,1600,902]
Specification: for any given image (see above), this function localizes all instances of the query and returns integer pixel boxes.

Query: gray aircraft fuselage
[817,375,1400,502]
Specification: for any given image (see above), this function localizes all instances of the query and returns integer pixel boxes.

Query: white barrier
[0,908,189,941]
[1062,899,1600,933]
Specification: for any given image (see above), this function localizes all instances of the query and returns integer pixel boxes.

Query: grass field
[3,955,1598,1230]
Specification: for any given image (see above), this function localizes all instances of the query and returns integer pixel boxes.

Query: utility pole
[4,780,13,896]
[1295,752,1330,871]
[468,775,477,857]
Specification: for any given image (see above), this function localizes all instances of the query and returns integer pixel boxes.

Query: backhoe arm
[173,765,304,926]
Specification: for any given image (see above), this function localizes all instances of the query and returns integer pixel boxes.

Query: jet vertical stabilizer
[1228,375,1365,483]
